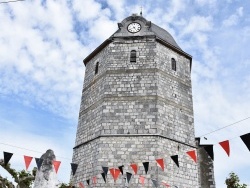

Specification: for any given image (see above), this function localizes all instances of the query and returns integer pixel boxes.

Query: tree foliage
[57,183,73,188]
[225,172,247,188]
[0,159,36,188]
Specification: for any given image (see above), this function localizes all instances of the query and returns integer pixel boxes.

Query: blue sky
[0,0,250,187]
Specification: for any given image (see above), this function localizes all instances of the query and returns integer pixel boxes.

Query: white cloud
[72,0,102,21]
[1,0,250,187]
[106,0,126,20]
[223,7,244,27]
[181,16,213,35]
[195,0,216,6]
[0,0,85,119]
[88,14,117,42]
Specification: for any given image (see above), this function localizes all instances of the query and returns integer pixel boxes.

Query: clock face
[127,22,141,33]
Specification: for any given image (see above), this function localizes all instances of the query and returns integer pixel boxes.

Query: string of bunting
[1,133,250,187]
[77,173,172,188]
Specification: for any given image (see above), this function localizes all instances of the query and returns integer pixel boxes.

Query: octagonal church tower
[72,14,200,187]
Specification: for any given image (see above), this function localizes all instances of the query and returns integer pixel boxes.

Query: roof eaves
[83,39,113,65]
[155,37,192,71]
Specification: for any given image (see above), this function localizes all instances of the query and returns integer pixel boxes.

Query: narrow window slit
[171,58,176,71]
[95,62,99,75]
[130,50,136,62]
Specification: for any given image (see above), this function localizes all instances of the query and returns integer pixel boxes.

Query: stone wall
[73,136,198,188]
[72,36,199,187]
[196,138,216,188]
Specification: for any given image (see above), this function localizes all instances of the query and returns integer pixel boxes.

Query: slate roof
[150,22,181,50]
[84,15,192,64]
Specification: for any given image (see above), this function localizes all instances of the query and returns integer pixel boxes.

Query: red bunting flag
[162,182,170,187]
[139,176,145,185]
[186,150,197,163]
[219,140,230,157]
[79,182,84,188]
[130,163,138,175]
[53,160,61,174]
[92,176,97,185]
[24,156,33,170]
[156,158,164,171]
[109,168,121,182]
[110,168,115,178]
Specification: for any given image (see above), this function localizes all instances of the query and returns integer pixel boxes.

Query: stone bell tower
[72,14,201,187]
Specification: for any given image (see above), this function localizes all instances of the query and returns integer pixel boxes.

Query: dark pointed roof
[84,15,192,65]
[112,15,182,50]
[150,22,181,50]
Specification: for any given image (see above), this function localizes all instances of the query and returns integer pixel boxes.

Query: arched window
[130,50,136,62]
[95,62,99,75]
[171,58,176,71]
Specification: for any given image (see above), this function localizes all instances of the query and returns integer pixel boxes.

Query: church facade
[72,14,215,188]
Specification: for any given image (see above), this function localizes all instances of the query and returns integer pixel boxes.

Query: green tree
[225,172,247,188]
[1,159,72,188]
[0,159,36,188]
[57,183,73,188]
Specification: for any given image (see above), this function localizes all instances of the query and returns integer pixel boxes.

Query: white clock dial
[127,22,141,33]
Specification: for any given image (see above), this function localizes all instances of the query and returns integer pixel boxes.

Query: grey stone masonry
[196,138,216,188]
[72,14,214,187]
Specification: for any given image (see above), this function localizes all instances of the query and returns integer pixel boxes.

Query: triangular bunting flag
[114,168,121,182]
[162,182,170,187]
[79,182,84,188]
[101,172,106,183]
[130,163,138,174]
[171,155,179,167]
[139,176,145,185]
[109,168,120,182]
[186,150,197,163]
[126,172,132,184]
[24,155,33,170]
[3,152,13,166]
[142,162,149,174]
[53,160,61,174]
[156,158,164,171]
[152,179,158,187]
[219,140,230,156]
[71,163,78,176]
[110,168,115,178]
[102,166,109,176]
[240,133,250,151]
[118,165,124,175]
[92,176,97,185]
[203,145,214,160]
[35,158,44,170]
[86,179,90,185]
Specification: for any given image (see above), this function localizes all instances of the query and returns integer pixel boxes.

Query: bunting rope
[199,116,250,137]
[1,128,250,165]
[1,132,250,187]
[0,0,25,4]
[0,142,71,160]
[0,154,69,171]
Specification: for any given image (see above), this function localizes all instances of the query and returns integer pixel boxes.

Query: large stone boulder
[33,149,59,188]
